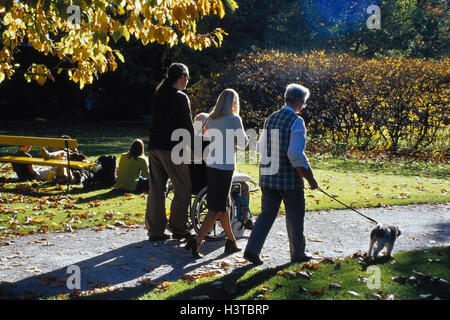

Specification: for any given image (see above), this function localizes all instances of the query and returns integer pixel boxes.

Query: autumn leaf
[69,290,82,297]
[28,217,49,224]
[302,263,320,270]
[329,283,343,290]
[181,274,198,282]
[0,0,237,87]
[156,281,171,291]
[257,285,272,292]
[308,237,324,243]
[87,200,101,208]
[309,289,324,296]
[347,290,360,297]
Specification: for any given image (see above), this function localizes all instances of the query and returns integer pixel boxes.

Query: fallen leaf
[369,293,382,300]
[181,274,198,282]
[29,217,49,224]
[298,286,307,294]
[156,281,171,291]
[297,271,312,280]
[391,276,407,284]
[302,263,320,270]
[317,257,334,264]
[309,289,324,296]
[70,290,82,297]
[329,283,342,290]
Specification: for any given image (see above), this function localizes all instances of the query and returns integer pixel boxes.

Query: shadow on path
[0,238,228,299]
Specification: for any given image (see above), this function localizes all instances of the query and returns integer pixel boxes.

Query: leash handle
[317,187,378,224]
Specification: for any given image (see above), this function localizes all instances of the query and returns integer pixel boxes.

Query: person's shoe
[243,251,263,265]
[224,240,241,255]
[172,232,195,240]
[148,234,170,241]
[291,255,312,263]
[40,147,50,160]
[185,238,203,259]
[244,219,253,230]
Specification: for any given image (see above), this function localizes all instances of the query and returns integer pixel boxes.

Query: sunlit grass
[56,247,449,300]
[0,121,448,237]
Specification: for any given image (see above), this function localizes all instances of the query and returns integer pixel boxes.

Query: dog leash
[317,187,378,224]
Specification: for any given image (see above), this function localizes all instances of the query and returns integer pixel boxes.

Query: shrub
[187,49,449,159]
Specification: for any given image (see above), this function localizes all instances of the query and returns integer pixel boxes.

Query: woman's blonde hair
[209,89,240,120]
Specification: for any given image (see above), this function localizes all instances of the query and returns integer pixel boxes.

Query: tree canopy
[0,0,238,88]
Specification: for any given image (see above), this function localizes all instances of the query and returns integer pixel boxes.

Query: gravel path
[0,203,448,299]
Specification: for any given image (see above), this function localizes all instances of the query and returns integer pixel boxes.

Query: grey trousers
[245,187,306,261]
[145,149,192,237]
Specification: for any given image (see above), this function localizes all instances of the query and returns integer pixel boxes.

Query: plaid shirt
[260,108,302,190]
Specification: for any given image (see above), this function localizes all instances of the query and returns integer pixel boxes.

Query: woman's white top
[204,114,248,171]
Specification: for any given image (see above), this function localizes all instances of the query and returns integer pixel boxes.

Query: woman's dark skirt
[206,166,233,212]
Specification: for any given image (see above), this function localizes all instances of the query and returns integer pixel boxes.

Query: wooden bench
[0,135,97,191]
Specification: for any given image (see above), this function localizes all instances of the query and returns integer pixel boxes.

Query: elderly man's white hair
[284,83,310,105]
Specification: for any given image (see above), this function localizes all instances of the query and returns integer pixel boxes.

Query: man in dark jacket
[145,63,195,241]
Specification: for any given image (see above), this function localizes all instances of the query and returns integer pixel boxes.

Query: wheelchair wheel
[190,187,234,241]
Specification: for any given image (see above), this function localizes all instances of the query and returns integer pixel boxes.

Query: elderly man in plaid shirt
[244,83,319,265]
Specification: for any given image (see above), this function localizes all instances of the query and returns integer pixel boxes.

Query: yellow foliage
[188,49,449,158]
[0,0,237,88]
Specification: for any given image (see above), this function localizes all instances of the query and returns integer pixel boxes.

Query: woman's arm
[234,116,249,150]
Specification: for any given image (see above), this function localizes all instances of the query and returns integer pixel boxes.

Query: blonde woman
[186,89,249,258]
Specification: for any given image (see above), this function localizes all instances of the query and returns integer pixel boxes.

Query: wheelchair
[165,164,258,241]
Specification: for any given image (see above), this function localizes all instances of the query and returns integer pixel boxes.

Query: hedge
[187,49,449,159]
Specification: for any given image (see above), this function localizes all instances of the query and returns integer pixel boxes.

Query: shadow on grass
[80,263,291,300]
[0,178,131,203]
[386,246,450,299]
[315,157,447,179]
[72,188,127,203]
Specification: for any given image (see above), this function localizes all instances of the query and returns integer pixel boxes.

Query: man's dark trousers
[245,187,306,261]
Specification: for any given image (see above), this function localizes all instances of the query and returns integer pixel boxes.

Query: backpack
[95,155,117,187]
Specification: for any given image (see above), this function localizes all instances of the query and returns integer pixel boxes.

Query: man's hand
[295,166,319,190]
[307,177,319,190]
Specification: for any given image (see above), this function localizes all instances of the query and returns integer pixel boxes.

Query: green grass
[0,121,449,237]
[2,121,448,301]
[50,246,450,300]
[239,159,449,216]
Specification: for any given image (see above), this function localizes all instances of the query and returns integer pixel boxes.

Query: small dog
[368,224,401,259]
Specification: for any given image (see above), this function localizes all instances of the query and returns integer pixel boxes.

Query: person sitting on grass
[112,139,150,194]
[11,145,41,182]
[11,145,62,183]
